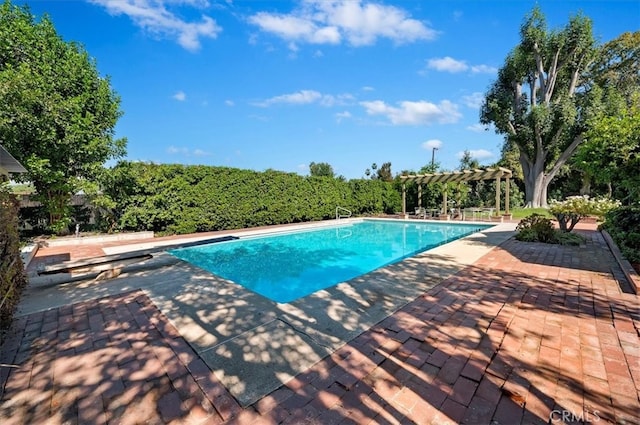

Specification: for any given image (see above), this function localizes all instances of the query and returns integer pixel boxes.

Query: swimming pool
[169,219,492,303]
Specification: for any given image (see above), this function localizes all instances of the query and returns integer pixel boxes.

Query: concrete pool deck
[1,219,638,424]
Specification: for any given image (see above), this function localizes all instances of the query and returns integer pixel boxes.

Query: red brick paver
[0,291,236,424]
[2,226,639,424]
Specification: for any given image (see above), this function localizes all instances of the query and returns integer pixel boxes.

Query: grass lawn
[9,183,35,194]
[510,207,553,220]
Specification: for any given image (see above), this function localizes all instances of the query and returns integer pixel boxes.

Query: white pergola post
[495,176,501,215]
[505,177,510,215]
[402,183,406,218]
[442,185,448,219]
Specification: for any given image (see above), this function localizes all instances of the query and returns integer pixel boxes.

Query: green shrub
[515,213,588,246]
[0,187,28,333]
[602,206,640,263]
[516,213,557,243]
[99,162,402,235]
[554,232,586,246]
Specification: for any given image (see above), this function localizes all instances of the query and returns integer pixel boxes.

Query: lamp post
[431,147,438,168]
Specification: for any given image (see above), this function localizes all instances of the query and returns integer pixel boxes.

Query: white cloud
[335,111,352,122]
[254,90,322,107]
[248,0,436,49]
[90,0,221,51]
[320,93,355,107]
[225,100,235,106]
[427,56,468,73]
[360,99,461,125]
[471,64,498,74]
[422,139,443,150]
[172,90,186,101]
[254,90,354,107]
[193,149,211,156]
[167,145,188,154]
[361,86,374,91]
[167,145,210,156]
[426,56,497,75]
[456,149,494,160]
[466,123,488,132]
[462,92,483,109]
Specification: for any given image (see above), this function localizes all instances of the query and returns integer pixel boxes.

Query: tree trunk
[580,173,591,195]
[522,154,549,207]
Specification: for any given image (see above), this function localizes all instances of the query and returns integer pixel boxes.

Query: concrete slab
[142,266,279,351]
[201,319,332,406]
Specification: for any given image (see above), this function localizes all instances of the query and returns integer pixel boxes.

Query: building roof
[0,144,27,174]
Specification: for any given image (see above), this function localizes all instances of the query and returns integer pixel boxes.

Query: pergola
[399,167,513,218]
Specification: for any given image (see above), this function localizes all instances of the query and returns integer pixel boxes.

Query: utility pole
[431,147,438,168]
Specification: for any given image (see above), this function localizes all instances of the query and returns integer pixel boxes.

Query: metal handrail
[335,206,352,220]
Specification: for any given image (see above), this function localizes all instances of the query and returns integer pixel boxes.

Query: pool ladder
[336,206,352,220]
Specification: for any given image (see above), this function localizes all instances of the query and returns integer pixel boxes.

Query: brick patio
[1,226,638,424]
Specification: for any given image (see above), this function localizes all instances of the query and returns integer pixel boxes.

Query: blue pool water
[169,220,492,303]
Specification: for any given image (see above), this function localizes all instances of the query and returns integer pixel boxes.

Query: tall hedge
[0,187,28,331]
[99,162,401,235]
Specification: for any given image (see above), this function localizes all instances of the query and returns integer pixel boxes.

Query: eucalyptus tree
[481,6,596,207]
[590,31,640,104]
[0,1,126,232]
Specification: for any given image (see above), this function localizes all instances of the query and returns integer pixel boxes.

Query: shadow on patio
[1,227,638,424]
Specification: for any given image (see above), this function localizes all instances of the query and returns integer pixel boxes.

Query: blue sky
[18,0,640,179]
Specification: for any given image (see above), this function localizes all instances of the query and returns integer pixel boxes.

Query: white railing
[335,206,352,220]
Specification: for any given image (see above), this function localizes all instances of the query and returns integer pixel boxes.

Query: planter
[489,215,504,223]
[438,214,450,221]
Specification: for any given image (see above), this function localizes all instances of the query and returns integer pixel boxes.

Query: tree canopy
[575,104,640,203]
[481,6,597,207]
[309,161,334,178]
[0,1,126,232]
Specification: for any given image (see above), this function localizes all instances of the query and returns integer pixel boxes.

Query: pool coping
[17,218,517,407]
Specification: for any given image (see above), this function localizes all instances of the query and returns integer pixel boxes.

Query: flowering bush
[549,196,621,232]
